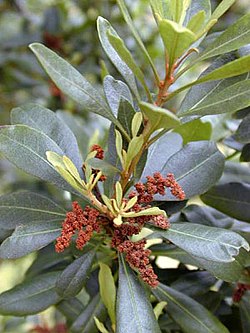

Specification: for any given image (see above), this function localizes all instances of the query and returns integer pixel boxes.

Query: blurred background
[0,0,249,332]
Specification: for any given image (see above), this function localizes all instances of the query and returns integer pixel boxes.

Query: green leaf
[139,102,180,133]
[98,263,116,326]
[174,119,212,144]
[235,114,250,143]
[29,43,121,129]
[211,0,236,20]
[201,183,250,222]
[116,0,160,84]
[94,317,110,333]
[97,17,139,100]
[117,99,135,139]
[125,135,144,169]
[153,301,167,320]
[0,125,76,193]
[240,144,250,162]
[57,298,85,324]
[116,254,161,333]
[159,141,225,199]
[11,103,82,170]
[0,191,66,230]
[184,0,211,26]
[153,283,230,333]
[159,19,196,68]
[87,158,120,177]
[71,294,106,333]
[56,251,95,298]
[103,75,133,116]
[141,133,183,180]
[107,30,151,100]
[179,80,250,116]
[187,10,206,34]
[154,222,249,262]
[0,272,61,316]
[198,13,250,61]
[0,221,62,259]
[239,292,250,333]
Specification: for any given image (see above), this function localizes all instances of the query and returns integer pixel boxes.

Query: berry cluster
[233,283,250,303]
[90,144,106,181]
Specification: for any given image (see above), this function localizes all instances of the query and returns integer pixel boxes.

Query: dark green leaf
[174,119,212,143]
[153,283,229,333]
[0,272,61,316]
[29,43,121,128]
[201,182,250,222]
[153,222,249,262]
[141,132,183,180]
[71,294,106,333]
[97,17,139,100]
[159,141,225,199]
[0,221,62,259]
[11,103,82,170]
[0,125,76,193]
[57,298,85,324]
[235,114,250,143]
[239,292,250,333]
[116,254,161,333]
[240,144,250,162]
[0,191,65,230]
[56,250,95,298]
[220,161,250,184]
[117,99,136,138]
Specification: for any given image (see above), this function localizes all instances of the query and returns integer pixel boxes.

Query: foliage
[0,0,250,332]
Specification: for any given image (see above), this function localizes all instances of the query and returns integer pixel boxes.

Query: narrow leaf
[211,0,236,20]
[153,283,230,333]
[235,114,250,143]
[56,251,95,298]
[187,10,206,34]
[116,254,161,333]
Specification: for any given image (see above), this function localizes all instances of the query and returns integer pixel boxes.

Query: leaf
[187,10,206,34]
[107,30,151,99]
[97,17,139,100]
[56,251,95,298]
[239,292,250,333]
[71,294,106,333]
[116,254,161,333]
[117,99,136,139]
[198,13,250,61]
[0,125,76,193]
[158,141,225,199]
[94,317,110,333]
[174,119,212,144]
[153,222,249,262]
[29,43,121,128]
[141,133,183,181]
[220,161,250,184]
[139,102,180,133]
[179,80,250,117]
[153,283,230,333]
[153,301,167,320]
[87,158,120,177]
[0,272,61,316]
[0,221,62,259]
[98,263,116,326]
[184,0,211,26]
[159,19,196,68]
[103,75,133,116]
[0,191,66,230]
[235,114,250,143]
[57,298,85,324]
[151,244,249,282]
[201,182,250,223]
[11,103,82,170]
[241,144,250,162]
[211,0,236,20]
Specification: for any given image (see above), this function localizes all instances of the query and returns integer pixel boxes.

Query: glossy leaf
[97,17,139,100]
[71,294,106,333]
[159,19,196,67]
[141,133,183,180]
[0,125,75,193]
[0,221,61,259]
[11,103,82,170]
[153,283,230,333]
[179,80,250,116]
[56,251,96,298]
[140,102,180,133]
[116,254,161,333]
[174,119,212,144]
[158,141,225,199]
[153,222,249,262]
[98,263,116,325]
[0,272,60,316]
[201,183,250,222]
[0,191,65,230]
[29,43,122,129]
[235,114,250,143]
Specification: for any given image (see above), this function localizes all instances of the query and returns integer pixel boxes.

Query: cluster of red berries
[55,202,101,253]
[90,144,106,181]
[233,283,250,303]
[30,323,67,333]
